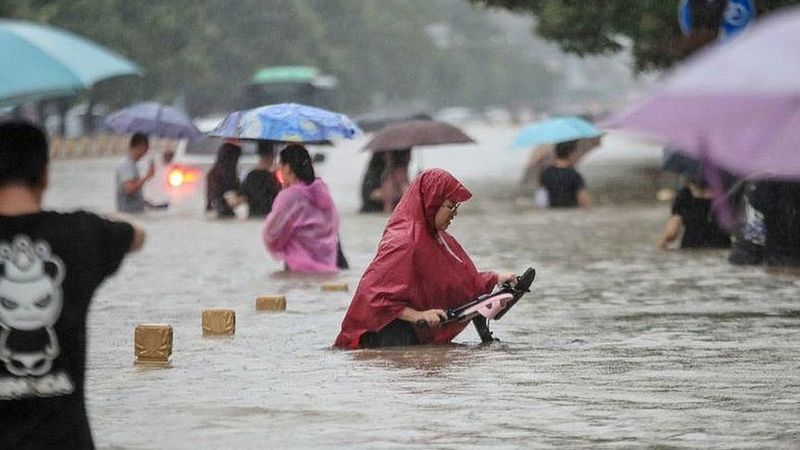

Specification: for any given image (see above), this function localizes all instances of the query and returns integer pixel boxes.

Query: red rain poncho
[334,169,498,349]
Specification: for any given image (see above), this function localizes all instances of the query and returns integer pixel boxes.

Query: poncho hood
[390,168,472,234]
[294,178,335,210]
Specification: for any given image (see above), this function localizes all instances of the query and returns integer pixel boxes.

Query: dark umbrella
[363,120,475,152]
[104,102,202,140]
[356,112,432,133]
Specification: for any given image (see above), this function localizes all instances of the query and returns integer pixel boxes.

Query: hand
[223,190,241,207]
[145,160,156,180]
[497,272,517,288]
[417,309,447,327]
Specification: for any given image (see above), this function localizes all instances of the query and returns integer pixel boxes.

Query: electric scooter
[416,267,536,343]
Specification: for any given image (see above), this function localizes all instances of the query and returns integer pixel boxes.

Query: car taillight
[168,168,185,187]
[167,166,201,187]
[183,169,200,183]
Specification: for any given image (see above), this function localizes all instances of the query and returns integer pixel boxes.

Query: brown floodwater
[43,125,800,449]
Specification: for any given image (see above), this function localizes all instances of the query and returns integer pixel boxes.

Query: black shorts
[359,320,420,348]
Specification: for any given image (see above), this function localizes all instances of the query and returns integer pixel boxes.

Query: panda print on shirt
[0,235,74,398]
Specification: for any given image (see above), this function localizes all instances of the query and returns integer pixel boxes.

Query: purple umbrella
[105,102,202,140]
[606,6,800,179]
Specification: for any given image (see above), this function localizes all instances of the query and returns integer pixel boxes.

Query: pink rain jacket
[262,178,339,273]
[334,169,498,349]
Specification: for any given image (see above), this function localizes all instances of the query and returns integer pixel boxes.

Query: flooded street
[45,125,800,448]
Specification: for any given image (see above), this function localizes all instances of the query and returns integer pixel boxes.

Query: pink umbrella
[606,6,800,179]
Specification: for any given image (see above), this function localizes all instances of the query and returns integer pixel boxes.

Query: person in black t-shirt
[751,180,800,267]
[539,140,592,208]
[226,142,281,218]
[0,121,145,449]
[658,181,731,250]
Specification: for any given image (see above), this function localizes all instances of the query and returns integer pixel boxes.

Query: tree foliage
[1,0,562,116]
[468,0,800,72]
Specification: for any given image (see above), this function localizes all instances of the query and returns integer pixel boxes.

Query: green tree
[467,0,800,71]
[1,0,570,117]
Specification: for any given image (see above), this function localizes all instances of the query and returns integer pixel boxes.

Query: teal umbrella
[0,19,141,106]
[512,116,602,149]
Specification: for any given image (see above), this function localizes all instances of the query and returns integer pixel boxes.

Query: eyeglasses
[443,202,461,214]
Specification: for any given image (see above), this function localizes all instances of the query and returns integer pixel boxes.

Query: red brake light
[167,166,202,187]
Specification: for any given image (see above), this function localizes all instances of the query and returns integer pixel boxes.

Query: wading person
[226,141,281,218]
[751,180,800,267]
[115,132,155,214]
[658,179,731,250]
[539,140,592,208]
[379,148,411,212]
[334,168,515,349]
[262,144,343,272]
[359,148,411,213]
[205,142,242,218]
[0,121,145,449]
[360,152,386,213]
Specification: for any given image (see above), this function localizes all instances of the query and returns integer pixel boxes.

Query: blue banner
[678,0,693,36]
[678,0,755,39]
[721,0,756,39]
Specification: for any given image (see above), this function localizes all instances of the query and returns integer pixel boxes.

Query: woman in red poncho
[334,168,515,349]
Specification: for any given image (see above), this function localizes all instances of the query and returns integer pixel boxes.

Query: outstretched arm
[577,188,592,208]
[130,224,146,252]
[658,215,683,250]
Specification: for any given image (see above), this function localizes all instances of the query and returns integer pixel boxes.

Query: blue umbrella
[209,110,243,139]
[0,19,140,105]
[104,102,202,140]
[209,103,361,143]
[512,116,602,149]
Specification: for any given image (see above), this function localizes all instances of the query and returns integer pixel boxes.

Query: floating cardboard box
[256,295,286,311]
[202,309,236,336]
[321,282,348,292]
[134,324,173,367]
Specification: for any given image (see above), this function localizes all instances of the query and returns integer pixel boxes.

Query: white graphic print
[0,236,65,377]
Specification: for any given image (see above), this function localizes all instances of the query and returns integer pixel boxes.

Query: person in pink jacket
[262,144,340,273]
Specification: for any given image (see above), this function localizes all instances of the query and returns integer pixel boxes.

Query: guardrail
[48,134,179,159]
